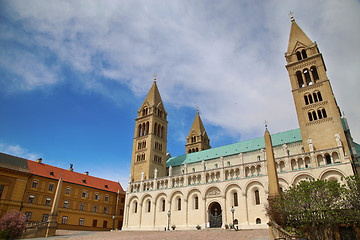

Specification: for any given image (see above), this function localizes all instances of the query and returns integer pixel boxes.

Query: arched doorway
[208,202,222,228]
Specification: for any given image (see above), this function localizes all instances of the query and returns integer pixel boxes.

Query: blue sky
[1,1,360,189]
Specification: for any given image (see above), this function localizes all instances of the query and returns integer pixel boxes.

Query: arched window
[322,108,327,118]
[142,123,146,136]
[145,122,149,135]
[154,123,158,136]
[233,192,238,207]
[304,95,309,105]
[325,154,332,165]
[196,147,199,152]
[255,190,260,205]
[162,199,165,212]
[317,91,323,101]
[301,49,307,59]
[192,168,195,173]
[161,126,164,138]
[177,198,181,211]
[308,111,313,121]
[194,196,199,210]
[138,124,142,137]
[134,201,138,213]
[308,94,313,104]
[257,155,261,161]
[296,71,304,88]
[303,69,311,85]
[147,200,151,212]
[312,111,318,121]
[313,92,318,102]
[317,109,323,119]
[188,149,192,154]
[227,161,231,166]
[256,218,262,224]
[310,66,319,82]
[296,51,302,61]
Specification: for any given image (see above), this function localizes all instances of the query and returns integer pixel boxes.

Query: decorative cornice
[306,117,333,126]
[302,100,328,110]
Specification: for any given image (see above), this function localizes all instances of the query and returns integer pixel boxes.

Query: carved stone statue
[169,165,172,176]
[260,148,266,160]
[141,171,144,181]
[335,132,342,146]
[282,143,288,151]
[128,173,132,183]
[201,160,206,170]
[238,152,243,163]
[219,156,224,167]
[308,137,314,152]
[154,168,158,179]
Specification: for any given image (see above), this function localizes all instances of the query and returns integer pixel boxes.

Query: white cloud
[0,142,41,160]
[1,0,360,142]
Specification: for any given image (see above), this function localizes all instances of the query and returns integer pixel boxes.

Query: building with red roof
[0,152,125,231]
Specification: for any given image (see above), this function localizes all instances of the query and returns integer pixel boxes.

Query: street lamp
[112,215,115,230]
[231,206,235,229]
[167,211,171,231]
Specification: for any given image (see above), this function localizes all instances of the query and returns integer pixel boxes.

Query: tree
[0,210,26,240]
[267,177,360,240]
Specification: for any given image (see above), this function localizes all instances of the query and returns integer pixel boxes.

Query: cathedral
[122,18,360,230]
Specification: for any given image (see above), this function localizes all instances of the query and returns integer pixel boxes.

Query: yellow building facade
[0,154,126,231]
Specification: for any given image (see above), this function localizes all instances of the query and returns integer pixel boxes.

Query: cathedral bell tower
[285,16,352,159]
[185,108,211,154]
[130,76,168,182]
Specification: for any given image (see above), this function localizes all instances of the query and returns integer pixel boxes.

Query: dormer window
[50,171,54,176]
[82,179,86,184]
[104,185,108,189]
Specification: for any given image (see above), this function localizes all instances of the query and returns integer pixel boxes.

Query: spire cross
[288,11,295,21]
[197,106,199,112]
[154,74,157,82]
[264,120,268,130]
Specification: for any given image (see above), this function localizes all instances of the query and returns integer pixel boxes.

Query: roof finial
[288,11,295,22]
[197,106,199,113]
[153,73,157,82]
[264,120,268,130]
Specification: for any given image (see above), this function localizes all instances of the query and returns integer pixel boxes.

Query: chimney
[36,158,42,163]
[69,163,73,172]
[84,171,89,175]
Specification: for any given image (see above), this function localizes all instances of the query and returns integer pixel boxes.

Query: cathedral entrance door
[208,202,222,228]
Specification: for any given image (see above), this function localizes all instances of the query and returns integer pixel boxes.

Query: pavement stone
[29,229,270,240]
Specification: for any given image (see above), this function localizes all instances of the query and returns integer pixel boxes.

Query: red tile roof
[27,160,124,193]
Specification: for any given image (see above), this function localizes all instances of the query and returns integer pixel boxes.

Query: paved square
[33,229,269,240]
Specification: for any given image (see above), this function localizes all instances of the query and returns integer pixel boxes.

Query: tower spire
[185,109,210,154]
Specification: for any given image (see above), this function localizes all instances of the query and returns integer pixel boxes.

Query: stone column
[138,203,143,229]
[184,199,188,229]
[221,196,226,228]
[46,177,63,237]
[241,192,249,225]
[152,201,156,229]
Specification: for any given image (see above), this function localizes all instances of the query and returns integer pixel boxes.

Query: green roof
[167,128,302,167]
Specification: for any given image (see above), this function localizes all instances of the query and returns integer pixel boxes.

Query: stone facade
[122,19,359,231]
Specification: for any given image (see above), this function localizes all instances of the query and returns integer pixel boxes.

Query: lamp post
[231,206,235,229]
[167,211,171,231]
[112,215,115,230]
